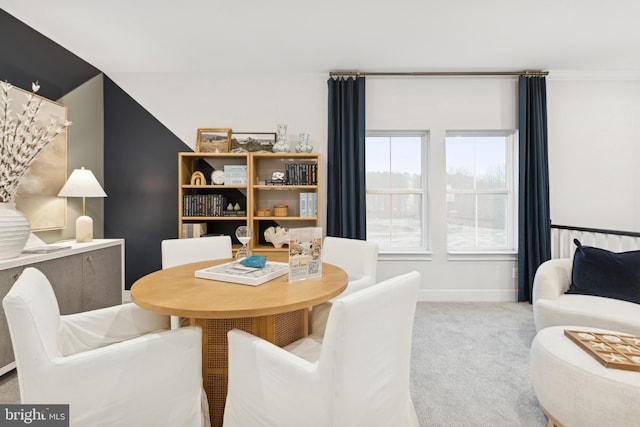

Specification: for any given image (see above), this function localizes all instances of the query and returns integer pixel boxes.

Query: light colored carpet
[0,302,546,426]
[411,302,546,426]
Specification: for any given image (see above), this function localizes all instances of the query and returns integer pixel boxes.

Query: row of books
[285,163,317,185]
[299,192,318,217]
[183,194,235,217]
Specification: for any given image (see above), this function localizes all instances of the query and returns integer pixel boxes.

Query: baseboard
[417,289,518,302]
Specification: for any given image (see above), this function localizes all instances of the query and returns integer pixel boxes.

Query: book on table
[195,260,289,286]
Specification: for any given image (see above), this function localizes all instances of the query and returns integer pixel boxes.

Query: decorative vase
[295,133,313,153]
[272,123,290,153]
[0,203,31,260]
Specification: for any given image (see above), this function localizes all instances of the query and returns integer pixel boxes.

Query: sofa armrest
[532,258,572,302]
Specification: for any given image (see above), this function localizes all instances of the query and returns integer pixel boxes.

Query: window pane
[446,136,507,190]
[446,137,475,190]
[391,136,422,189]
[365,136,390,189]
[476,137,506,190]
[390,194,423,249]
[447,193,475,249]
[366,193,423,250]
[366,193,392,248]
[477,194,507,247]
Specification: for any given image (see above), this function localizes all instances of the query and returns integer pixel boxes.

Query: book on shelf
[299,192,317,217]
[182,222,208,238]
[194,260,289,286]
[284,163,317,185]
[288,227,322,282]
[183,194,228,217]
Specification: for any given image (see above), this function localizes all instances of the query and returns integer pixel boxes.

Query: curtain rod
[328,70,549,77]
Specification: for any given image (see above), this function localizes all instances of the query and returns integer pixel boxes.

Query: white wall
[547,76,640,232]
[107,71,640,301]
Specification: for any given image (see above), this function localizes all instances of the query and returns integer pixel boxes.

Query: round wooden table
[131,258,347,427]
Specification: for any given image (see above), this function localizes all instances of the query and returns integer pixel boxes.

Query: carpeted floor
[411,302,546,426]
[0,302,546,426]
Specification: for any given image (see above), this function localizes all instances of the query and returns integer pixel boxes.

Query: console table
[0,239,124,375]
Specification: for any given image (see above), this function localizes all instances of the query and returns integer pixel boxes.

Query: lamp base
[75,215,93,243]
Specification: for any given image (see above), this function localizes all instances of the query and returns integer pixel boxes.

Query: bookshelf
[178,152,320,254]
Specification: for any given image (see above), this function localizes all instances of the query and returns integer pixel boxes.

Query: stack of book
[182,222,208,238]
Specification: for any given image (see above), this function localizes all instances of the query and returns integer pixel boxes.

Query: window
[365,131,428,253]
[445,130,517,252]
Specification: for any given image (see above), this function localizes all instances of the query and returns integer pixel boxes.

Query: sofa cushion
[565,239,640,304]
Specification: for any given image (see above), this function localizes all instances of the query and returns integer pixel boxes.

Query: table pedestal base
[192,309,309,427]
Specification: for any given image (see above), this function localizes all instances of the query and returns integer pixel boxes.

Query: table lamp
[58,167,107,243]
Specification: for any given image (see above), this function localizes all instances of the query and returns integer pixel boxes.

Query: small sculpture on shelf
[295,133,313,153]
[272,123,290,153]
[264,226,289,248]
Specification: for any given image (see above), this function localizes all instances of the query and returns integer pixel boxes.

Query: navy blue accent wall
[0,10,100,99]
[103,77,190,288]
[2,10,190,289]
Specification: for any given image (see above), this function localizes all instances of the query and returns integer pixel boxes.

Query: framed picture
[196,128,232,153]
[230,132,277,153]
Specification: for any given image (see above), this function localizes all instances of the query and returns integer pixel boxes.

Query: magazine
[288,227,322,282]
[194,260,289,286]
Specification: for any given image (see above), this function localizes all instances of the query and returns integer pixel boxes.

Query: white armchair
[162,235,232,328]
[322,236,378,297]
[161,235,232,269]
[223,271,421,427]
[3,267,210,427]
[310,236,379,335]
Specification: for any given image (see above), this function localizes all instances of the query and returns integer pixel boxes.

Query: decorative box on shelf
[273,205,288,217]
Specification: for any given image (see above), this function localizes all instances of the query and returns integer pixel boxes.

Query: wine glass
[235,226,253,259]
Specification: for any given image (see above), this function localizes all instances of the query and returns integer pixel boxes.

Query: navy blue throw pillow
[565,239,640,304]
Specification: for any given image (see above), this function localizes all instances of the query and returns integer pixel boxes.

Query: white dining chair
[311,236,379,334]
[3,267,210,427]
[223,271,420,427]
[162,235,233,328]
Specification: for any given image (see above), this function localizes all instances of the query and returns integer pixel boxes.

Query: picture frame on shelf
[230,132,277,153]
[196,128,232,153]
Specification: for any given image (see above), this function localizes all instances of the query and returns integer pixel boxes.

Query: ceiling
[2,0,640,76]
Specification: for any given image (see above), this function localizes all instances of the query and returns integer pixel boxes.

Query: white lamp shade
[58,168,107,198]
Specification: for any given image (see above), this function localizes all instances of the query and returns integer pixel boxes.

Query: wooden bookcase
[178,152,320,254]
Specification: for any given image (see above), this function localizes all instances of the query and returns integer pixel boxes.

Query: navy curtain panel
[326,77,367,239]
[518,76,551,302]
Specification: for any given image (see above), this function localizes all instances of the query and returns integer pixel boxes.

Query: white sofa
[532,258,640,335]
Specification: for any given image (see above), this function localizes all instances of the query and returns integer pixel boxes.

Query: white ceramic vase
[295,133,313,153]
[0,202,31,260]
[272,123,290,153]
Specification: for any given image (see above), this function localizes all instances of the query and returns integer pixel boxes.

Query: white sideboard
[0,239,124,375]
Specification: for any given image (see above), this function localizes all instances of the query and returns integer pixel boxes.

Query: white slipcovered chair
[322,236,379,297]
[161,235,232,269]
[162,235,232,328]
[3,267,210,427]
[222,271,421,427]
[310,236,379,334]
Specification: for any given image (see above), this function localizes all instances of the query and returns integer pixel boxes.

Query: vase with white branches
[0,80,71,259]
